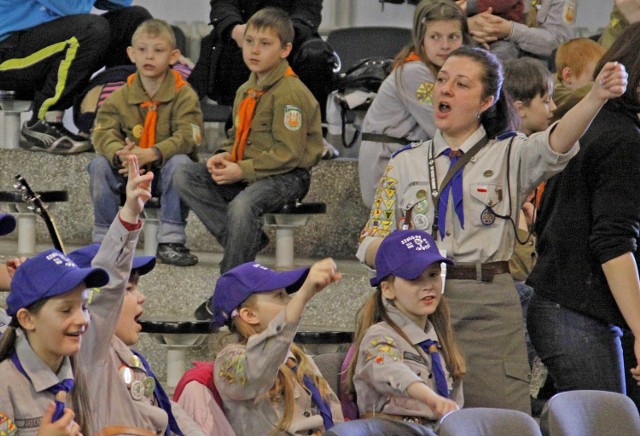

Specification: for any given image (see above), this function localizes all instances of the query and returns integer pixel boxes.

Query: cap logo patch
[401,235,430,251]
[251,263,269,271]
[46,252,76,268]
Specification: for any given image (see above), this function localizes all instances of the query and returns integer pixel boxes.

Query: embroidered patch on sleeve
[218,348,248,386]
[191,123,202,144]
[0,413,17,435]
[366,336,400,364]
[284,105,302,131]
[416,82,434,105]
[562,0,576,24]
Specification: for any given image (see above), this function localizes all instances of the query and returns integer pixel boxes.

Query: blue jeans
[526,292,640,408]
[88,154,192,244]
[172,162,310,273]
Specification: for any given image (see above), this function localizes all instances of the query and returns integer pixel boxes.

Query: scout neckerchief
[230,66,297,162]
[416,339,449,398]
[287,358,334,431]
[404,52,420,63]
[131,350,184,436]
[128,70,187,149]
[427,135,489,239]
[10,352,73,422]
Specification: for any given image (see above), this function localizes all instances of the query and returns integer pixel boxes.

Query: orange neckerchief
[404,52,421,64]
[230,66,297,162]
[128,70,187,149]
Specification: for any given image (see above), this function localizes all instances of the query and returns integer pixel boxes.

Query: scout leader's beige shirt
[78,219,203,435]
[214,309,344,436]
[0,332,75,434]
[354,301,463,427]
[358,124,578,264]
[220,60,324,183]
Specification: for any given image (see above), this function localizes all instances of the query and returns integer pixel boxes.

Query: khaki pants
[445,273,531,414]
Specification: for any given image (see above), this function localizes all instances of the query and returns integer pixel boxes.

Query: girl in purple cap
[200,258,344,435]
[0,155,153,435]
[346,229,464,432]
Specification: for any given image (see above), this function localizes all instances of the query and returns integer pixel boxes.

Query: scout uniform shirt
[359,59,438,207]
[509,0,574,58]
[0,308,9,336]
[354,301,463,427]
[358,124,578,265]
[92,69,203,166]
[220,60,324,183]
[0,332,75,435]
[77,220,203,435]
[214,309,344,436]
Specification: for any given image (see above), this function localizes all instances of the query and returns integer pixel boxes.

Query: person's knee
[171,162,196,193]
[227,195,256,221]
[88,156,113,180]
[70,14,110,57]
[121,5,153,23]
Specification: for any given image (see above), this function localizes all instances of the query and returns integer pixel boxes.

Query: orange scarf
[230,66,297,162]
[404,52,421,63]
[128,70,187,149]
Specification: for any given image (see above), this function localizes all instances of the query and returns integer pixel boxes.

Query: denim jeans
[527,291,640,409]
[88,154,192,244]
[173,162,310,273]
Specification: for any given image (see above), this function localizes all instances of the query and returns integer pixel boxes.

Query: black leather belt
[447,261,510,282]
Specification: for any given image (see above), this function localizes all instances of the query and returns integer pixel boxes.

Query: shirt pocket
[250,114,272,133]
[468,183,506,227]
[399,184,433,231]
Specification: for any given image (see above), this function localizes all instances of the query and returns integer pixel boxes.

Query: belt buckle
[475,263,483,282]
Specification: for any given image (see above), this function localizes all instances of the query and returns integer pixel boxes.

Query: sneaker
[21,120,92,154]
[194,299,213,321]
[156,243,198,267]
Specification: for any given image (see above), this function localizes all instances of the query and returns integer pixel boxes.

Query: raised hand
[120,155,154,223]
[593,61,628,100]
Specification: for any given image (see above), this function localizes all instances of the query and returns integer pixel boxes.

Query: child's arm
[285,258,341,324]
[406,382,459,419]
[80,157,152,364]
[548,62,627,154]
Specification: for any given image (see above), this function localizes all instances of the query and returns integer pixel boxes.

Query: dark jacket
[527,100,640,328]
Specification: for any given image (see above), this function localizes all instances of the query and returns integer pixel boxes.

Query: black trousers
[0,6,151,120]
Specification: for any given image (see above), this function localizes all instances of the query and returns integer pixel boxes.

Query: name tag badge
[481,207,496,226]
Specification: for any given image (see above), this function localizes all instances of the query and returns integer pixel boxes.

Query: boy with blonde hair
[173,8,324,318]
[552,38,606,121]
[89,18,203,267]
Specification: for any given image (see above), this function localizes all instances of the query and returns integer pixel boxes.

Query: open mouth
[420,295,436,303]
[439,102,451,113]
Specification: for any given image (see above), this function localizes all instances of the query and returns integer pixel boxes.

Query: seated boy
[68,242,206,434]
[89,18,203,267]
[552,38,605,122]
[173,8,324,318]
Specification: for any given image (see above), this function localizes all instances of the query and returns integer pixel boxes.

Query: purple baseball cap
[7,249,110,316]
[0,213,16,236]
[371,229,453,287]
[211,262,310,328]
[67,243,156,277]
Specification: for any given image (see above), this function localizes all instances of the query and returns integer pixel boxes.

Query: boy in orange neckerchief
[89,18,203,267]
[173,7,324,319]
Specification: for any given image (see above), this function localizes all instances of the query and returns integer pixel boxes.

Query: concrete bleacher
[0,148,373,382]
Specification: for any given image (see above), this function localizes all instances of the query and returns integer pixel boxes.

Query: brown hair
[347,281,466,395]
[131,18,177,49]
[0,300,93,434]
[504,57,554,104]
[246,7,294,46]
[394,0,471,76]
[555,38,605,79]
[230,294,332,433]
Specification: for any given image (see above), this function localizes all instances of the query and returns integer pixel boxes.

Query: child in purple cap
[346,229,464,432]
[67,243,206,435]
[0,155,153,435]
[189,258,344,435]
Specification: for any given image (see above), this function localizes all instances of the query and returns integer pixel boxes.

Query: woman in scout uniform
[357,46,628,413]
[68,243,204,435]
[208,259,344,435]
[358,0,471,207]
[348,230,463,431]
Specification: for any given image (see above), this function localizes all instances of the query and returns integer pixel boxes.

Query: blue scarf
[289,360,334,431]
[417,339,449,398]
[11,352,74,421]
[132,350,184,436]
